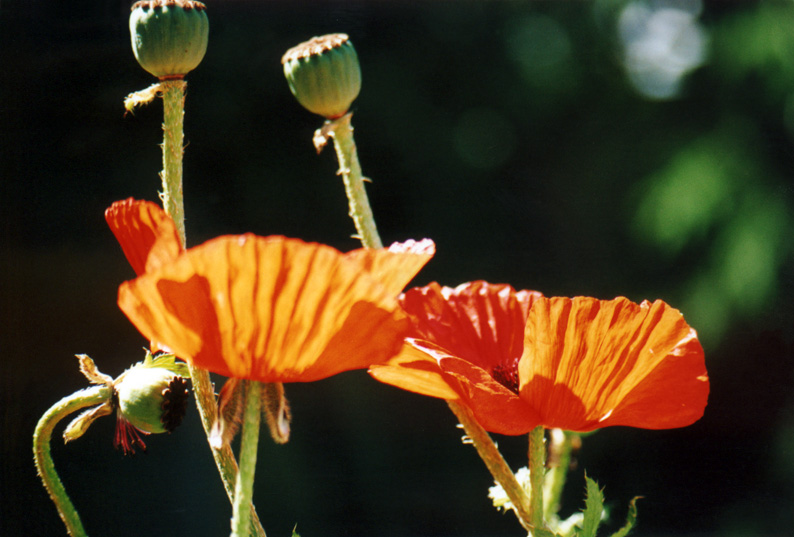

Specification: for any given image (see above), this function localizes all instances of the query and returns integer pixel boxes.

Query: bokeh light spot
[504,14,572,89]
[453,107,516,170]
[618,0,708,99]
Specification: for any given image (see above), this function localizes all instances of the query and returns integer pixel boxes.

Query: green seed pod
[115,366,189,434]
[129,0,209,79]
[282,33,362,119]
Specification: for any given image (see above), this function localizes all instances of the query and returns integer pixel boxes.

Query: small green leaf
[532,527,560,537]
[580,475,605,537]
[291,524,301,537]
[609,496,642,537]
[145,351,191,378]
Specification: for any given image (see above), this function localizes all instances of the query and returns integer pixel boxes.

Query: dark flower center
[161,376,190,433]
[492,357,520,394]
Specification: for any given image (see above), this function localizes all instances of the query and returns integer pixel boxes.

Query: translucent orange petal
[105,198,182,275]
[369,340,461,401]
[519,296,709,432]
[345,238,435,296]
[118,235,432,382]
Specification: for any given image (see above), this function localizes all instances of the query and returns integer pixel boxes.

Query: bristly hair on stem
[314,113,383,249]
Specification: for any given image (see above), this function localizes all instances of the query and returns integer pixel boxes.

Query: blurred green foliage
[625,1,794,345]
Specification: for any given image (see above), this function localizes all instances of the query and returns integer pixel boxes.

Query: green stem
[159,78,265,537]
[447,401,533,532]
[160,79,187,246]
[528,426,546,534]
[33,385,112,537]
[231,381,262,537]
[543,428,575,520]
[328,113,383,249]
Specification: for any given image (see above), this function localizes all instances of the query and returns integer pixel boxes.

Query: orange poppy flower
[106,198,435,382]
[370,281,709,434]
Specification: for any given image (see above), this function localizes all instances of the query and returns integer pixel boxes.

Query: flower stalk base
[528,426,547,534]
[231,381,263,537]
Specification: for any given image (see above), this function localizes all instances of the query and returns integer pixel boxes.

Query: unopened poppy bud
[129,0,209,79]
[115,367,189,435]
[282,33,362,119]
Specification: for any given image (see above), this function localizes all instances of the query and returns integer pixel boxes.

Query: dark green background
[2,1,793,536]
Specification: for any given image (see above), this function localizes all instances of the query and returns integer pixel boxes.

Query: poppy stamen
[114,415,149,455]
[492,357,520,394]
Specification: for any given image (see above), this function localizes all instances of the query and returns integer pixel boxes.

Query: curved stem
[527,426,546,534]
[159,78,266,537]
[33,385,112,537]
[327,113,383,249]
[447,401,533,532]
[231,381,262,537]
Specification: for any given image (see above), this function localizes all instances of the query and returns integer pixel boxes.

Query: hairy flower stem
[160,79,187,245]
[33,385,112,537]
[231,381,262,537]
[158,78,266,537]
[329,100,532,535]
[447,401,534,532]
[326,99,533,536]
[528,426,547,534]
[326,113,383,249]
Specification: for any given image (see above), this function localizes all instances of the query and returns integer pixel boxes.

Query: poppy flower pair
[107,199,709,436]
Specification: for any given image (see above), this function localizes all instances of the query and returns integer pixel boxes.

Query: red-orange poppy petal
[411,339,543,435]
[105,198,182,275]
[370,281,545,434]
[519,296,709,432]
[118,234,432,382]
[401,281,543,372]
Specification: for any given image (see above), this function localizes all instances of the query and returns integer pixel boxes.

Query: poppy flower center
[491,357,520,394]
